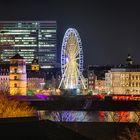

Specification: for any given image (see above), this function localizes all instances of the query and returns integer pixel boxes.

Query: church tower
[31,58,40,71]
[126,54,133,65]
[10,53,27,95]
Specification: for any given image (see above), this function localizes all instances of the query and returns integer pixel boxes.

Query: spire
[126,54,133,65]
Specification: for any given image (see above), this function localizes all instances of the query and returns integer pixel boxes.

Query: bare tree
[115,127,140,140]
[0,80,10,95]
[38,111,94,122]
[133,104,140,125]
[105,111,130,122]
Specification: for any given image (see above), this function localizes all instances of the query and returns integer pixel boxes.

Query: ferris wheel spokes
[59,28,86,90]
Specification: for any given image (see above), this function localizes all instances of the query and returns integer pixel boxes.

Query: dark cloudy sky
[0,0,140,66]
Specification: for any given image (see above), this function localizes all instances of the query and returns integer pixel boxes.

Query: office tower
[0,21,57,68]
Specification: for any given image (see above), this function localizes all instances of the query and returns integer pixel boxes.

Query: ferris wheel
[59,28,86,89]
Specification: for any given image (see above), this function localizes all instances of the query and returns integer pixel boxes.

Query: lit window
[14,83,17,87]
[14,68,17,73]
[14,76,17,80]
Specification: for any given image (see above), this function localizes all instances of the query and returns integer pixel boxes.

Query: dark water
[37,110,140,122]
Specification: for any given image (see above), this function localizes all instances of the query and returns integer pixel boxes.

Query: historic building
[95,78,106,94]
[87,65,112,93]
[0,53,61,95]
[27,58,45,93]
[31,58,40,71]
[105,54,140,95]
[9,53,27,95]
[87,66,95,91]
[105,66,140,95]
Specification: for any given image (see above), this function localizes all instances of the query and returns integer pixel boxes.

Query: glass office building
[0,21,57,68]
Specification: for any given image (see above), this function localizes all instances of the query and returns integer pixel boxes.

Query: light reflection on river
[37,111,140,122]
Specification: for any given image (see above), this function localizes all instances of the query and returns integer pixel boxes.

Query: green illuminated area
[0,21,57,68]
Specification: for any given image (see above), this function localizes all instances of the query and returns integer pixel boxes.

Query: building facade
[0,21,57,68]
[27,59,45,92]
[95,79,106,94]
[105,54,140,95]
[9,54,27,95]
[87,65,112,93]
[87,68,95,91]
[0,65,9,95]
[27,72,45,92]
[105,67,140,95]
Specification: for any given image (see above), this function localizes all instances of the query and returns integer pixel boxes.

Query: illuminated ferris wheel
[59,28,85,89]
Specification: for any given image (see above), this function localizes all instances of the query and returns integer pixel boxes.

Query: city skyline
[0,0,140,66]
[0,21,57,68]
[0,1,140,140]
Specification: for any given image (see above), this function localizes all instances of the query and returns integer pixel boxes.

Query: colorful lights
[34,94,49,100]
[112,95,140,101]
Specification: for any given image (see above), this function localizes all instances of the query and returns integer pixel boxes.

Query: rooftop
[10,53,24,60]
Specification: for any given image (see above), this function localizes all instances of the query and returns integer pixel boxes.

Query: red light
[112,95,140,101]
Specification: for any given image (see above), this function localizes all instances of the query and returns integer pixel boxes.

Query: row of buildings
[0,53,61,95]
[87,54,140,95]
[0,51,140,96]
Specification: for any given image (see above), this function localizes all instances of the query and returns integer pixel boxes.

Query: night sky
[0,0,140,66]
